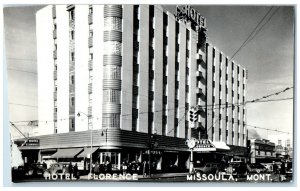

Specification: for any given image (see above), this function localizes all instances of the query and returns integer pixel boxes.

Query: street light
[77,111,93,175]
[101,128,108,145]
[147,133,158,177]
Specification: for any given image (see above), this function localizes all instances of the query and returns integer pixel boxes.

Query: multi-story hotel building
[17,4,247,171]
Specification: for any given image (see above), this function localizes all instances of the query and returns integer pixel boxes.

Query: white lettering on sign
[176,5,206,29]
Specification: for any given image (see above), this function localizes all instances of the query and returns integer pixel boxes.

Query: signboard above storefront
[24,139,40,146]
[176,5,206,30]
[193,139,216,152]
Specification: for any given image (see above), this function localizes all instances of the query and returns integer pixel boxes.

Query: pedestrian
[273,162,277,174]
[106,161,112,175]
[122,161,127,175]
[94,162,100,175]
[73,163,79,179]
[142,161,147,177]
[99,163,105,174]
[143,161,149,177]
[68,162,73,175]
[280,162,286,174]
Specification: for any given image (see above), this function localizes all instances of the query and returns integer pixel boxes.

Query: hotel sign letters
[176,5,206,29]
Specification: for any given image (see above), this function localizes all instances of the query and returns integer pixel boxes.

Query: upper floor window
[70,10,74,20]
[71,52,75,61]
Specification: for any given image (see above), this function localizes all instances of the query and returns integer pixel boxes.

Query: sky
[3,5,294,145]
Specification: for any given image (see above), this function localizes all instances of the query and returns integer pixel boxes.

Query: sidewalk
[138,172,188,180]
[79,172,189,180]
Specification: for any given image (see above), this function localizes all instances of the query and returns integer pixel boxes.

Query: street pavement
[12,172,293,183]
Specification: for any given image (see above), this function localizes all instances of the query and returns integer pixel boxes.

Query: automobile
[247,163,266,174]
[193,163,223,175]
[43,163,67,177]
[261,163,273,173]
[12,166,26,181]
[127,162,142,175]
[225,162,248,177]
[27,163,47,177]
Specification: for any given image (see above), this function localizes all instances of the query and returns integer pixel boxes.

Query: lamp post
[147,133,158,177]
[101,128,108,144]
[77,111,93,175]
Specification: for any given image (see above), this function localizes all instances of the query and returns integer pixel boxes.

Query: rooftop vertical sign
[176,5,207,30]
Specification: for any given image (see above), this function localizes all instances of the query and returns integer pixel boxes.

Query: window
[71,52,75,61]
[89,7,93,14]
[71,75,74,84]
[186,30,190,40]
[70,10,74,20]
[149,80,154,91]
[149,5,154,17]
[71,97,75,106]
[71,30,74,40]
[104,41,122,55]
[133,73,139,86]
[103,90,120,103]
[132,116,138,131]
[70,118,75,129]
[103,65,121,79]
[102,113,120,128]
[133,95,139,108]
[104,17,122,32]
[89,98,92,106]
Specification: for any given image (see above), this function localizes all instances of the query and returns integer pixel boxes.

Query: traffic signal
[189,107,198,123]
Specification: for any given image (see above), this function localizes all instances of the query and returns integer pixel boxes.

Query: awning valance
[212,141,230,150]
[50,148,83,158]
[77,147,99,158]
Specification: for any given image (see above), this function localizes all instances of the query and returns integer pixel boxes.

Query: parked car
[261,163,273,173]
[127,162,142,175]
[43,163,67,177]
[193,163,223,175]
[12,166,26,181]
[225,162,248,177]
[247,163,266,174]
[27,163,47,177]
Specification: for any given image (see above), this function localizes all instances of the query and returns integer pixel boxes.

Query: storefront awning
[212,141,230,150]
[50,148,83,158]
[77,147,99,158]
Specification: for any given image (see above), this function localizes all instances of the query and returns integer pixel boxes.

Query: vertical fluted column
[102,5,122,129]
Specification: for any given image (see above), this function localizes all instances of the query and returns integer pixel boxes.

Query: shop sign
[176,5,206,29]
[193,139,216,152]
[25,138,40,146]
